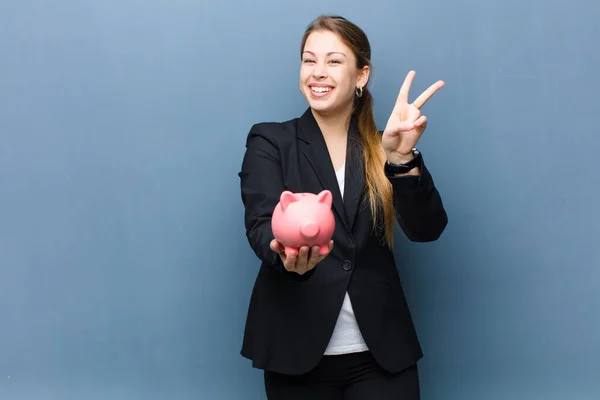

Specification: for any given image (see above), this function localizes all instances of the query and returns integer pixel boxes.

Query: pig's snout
[300,221,319,239]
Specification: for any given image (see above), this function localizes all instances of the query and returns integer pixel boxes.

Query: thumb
[270,239,283,252]
[384,121,414,137]
[397,121,415,131]
[271,239,286,258]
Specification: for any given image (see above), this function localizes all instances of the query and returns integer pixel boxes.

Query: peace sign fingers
[412,79,445,109]
[394,70,416,110]
[394,71,445,111]
[382,70,445,158]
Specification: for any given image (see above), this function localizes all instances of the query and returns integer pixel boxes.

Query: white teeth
[311,86,332,93]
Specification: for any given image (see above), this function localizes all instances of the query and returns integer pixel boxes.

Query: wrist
[386,151,416,165]
[384,148,422,177]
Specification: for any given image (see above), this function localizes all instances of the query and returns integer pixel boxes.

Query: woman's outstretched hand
[270,239,334,275]
[382,70,445,164]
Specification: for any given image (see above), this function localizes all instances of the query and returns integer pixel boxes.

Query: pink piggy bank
[271,190,335,257]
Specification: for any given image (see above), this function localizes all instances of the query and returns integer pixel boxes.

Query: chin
[303,91,336,114]
[307,100,332,112]
[306,99,350,118]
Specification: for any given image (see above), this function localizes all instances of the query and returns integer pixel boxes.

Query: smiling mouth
[311,86,333,93]
[309,85,335,97]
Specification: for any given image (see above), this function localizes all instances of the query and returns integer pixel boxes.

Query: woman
[238,15,448,399]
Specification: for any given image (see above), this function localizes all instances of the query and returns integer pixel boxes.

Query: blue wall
[1,1,598,399]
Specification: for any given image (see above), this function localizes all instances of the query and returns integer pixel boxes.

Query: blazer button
[342,260,352,271]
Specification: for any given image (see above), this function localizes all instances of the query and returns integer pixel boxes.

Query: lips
[309,84,334,98]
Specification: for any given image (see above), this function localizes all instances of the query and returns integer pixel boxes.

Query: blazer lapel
[343,118,365,232]
[297,108,350,233]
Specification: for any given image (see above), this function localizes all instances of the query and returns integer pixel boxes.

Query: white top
[323,163,369,355]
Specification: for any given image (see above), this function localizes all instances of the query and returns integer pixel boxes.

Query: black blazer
[238,108,447,376]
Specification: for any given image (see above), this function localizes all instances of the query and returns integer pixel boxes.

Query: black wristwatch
[384,148,422,176]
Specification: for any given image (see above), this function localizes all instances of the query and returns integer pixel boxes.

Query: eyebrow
[303,51,347,57]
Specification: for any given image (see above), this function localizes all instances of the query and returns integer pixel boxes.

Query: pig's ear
[317,190,333,207]
[280,191,297,211]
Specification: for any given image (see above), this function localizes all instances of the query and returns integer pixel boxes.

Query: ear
[280,191,297,212]
[317,190,333,207]
[357,65,370,89]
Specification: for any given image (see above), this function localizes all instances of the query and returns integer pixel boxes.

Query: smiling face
[300,30,370,118]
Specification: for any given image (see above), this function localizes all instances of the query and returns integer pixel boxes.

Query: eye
[303,59,315,63]
[328,59,342,64]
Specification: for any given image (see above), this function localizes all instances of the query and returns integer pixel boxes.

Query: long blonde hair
[301,15,395,248]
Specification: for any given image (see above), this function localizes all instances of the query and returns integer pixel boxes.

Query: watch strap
[384,149,422,176]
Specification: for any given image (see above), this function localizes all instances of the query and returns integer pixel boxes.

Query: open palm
[382,71,445,161]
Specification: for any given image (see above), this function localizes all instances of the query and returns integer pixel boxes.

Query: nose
[312,61,327,79]
[301,221,319,239]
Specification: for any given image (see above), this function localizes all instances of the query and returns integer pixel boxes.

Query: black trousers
[263,351,420,400]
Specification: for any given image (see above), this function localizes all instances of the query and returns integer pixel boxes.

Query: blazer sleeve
[238,124,315,281]
[387,153,448,242]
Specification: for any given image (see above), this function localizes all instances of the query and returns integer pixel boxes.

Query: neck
[311,107,353,140]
